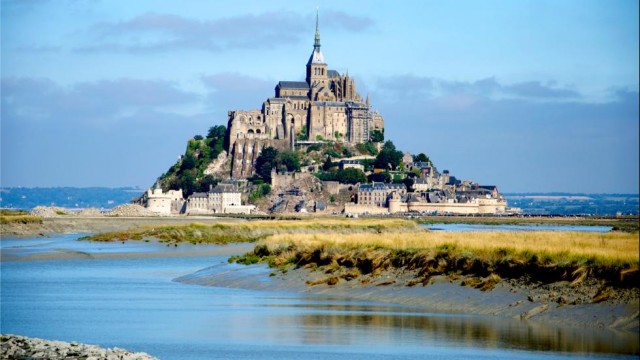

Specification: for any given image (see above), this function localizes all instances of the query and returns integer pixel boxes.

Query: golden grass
[83,218,417,243]
[0,214,43,225]
[260,231,639,267]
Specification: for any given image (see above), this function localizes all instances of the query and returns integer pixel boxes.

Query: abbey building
[226,14,384,178]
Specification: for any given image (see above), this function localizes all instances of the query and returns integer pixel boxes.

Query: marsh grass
[252,231,639,286]
[0,214,43,225]
[82,218,417,244]
[261,231,639,267]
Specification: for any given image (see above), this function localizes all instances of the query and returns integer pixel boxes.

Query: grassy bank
[82,218,418,244]
[0,209,42,225]
[415,215,640,233]
[236,231,639,291]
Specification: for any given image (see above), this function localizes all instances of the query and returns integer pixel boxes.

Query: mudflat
[0,216,247,239]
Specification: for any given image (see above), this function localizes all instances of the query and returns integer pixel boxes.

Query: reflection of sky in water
[1,235,637,360]
[423,224,613,232]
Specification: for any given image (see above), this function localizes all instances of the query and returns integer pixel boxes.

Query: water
[1,235,636,359]
[424,223,613,232]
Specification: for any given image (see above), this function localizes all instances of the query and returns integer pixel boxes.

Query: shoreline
[2,214,637,240]
[176,261,640,336]
[0,216,249,239]
[3,217,638,337]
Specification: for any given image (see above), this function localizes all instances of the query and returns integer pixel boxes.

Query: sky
[1,0,638,193]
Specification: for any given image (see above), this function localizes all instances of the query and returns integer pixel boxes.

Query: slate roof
[359,182,407,192]
[327,70,340,78]
[278,81,309,89]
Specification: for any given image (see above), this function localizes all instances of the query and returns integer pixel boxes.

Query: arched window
[256,129,261,134]
[248,129,254,134]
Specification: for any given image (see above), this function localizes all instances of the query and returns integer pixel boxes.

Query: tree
[197,175,218,192]
[255,147,279,183]
[374,140,403,170]
[402,177,415,192]
[370,129,384,143]
[336,168,367,184]
[322,155,334,171]
[276,150,300,172]
[180,152,197,172]
[207,125,226,139]
[194,135,204,140]
[368,171,391,183]
[415,153,430,163]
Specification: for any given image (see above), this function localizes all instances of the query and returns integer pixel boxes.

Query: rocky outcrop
[0,334,157,360]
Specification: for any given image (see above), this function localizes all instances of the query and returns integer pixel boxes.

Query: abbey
[226,14,384,178]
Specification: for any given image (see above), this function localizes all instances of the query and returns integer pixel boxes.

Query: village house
[185,183,255,215]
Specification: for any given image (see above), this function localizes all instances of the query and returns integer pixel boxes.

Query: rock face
[0,334,158,360]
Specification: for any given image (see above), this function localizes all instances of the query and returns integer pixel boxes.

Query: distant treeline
[0,187,143,210]
[504,193,639,216]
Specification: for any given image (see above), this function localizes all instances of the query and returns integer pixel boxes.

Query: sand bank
[176,262,639,335]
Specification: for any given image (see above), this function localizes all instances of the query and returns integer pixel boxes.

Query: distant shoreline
[2,212,638,239]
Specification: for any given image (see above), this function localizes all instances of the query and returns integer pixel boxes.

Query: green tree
[322,155,334,171]
[336,168,367,184]
[374,141,403,170]
[368,171,391,183]
[370,129,384,143]
[296,125,308,141]
[402,177,415,192]
[276,150,301,172]
[207,125,226,140]
[415,153,430,163]
[197,175,218,192]
[180,152,197,172]
[194,135,204,140]
[255,147,279,183]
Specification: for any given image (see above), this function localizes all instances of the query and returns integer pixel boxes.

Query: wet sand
[176,262,640,334]
[1,216,247,239]
[0,241,254,262]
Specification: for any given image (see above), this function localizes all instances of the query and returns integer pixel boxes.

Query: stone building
[185,183,255,214]
[357,182,407,207]
[226,13,384,178]
[145,184,184,215]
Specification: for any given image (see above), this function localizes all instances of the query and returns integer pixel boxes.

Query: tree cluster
[254,147,301,183]
[374,141,403,170]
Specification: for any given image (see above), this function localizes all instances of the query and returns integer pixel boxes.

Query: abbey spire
[314,9,321,51]
[306,9,327,85]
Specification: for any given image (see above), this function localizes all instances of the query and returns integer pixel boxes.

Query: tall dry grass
[261,231,639,267]
[84,218,418,243]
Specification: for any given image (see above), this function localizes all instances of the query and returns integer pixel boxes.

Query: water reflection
[260,302,637,355]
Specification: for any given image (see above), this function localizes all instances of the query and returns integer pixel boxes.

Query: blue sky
[1,0,638,193]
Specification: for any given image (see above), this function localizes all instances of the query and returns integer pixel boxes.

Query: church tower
[306,10,328,95]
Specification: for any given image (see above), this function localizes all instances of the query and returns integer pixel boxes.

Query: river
[0,234,636,360]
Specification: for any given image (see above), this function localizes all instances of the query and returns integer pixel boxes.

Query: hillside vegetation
[158,125,227,196]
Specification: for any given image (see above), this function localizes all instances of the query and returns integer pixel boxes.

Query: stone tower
[306,10,328,96]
